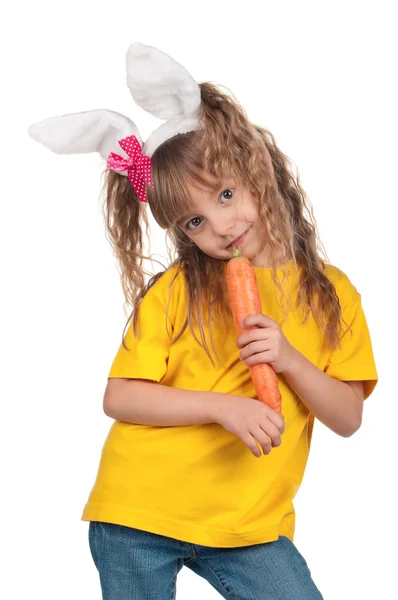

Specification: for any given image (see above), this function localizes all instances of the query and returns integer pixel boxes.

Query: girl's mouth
[227,228,250,249]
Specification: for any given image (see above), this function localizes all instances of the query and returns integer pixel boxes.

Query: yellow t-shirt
[81,259,378,547]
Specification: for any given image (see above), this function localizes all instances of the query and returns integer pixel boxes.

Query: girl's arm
[103,378,286,456]
[283,347,364,437]
[237,313,371,438]
[103,378,221,426]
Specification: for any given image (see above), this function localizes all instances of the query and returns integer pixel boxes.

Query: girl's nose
[211,218,235,237]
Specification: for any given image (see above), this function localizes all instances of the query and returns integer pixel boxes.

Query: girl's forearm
[103,379,222,426]
[282,348,362,437]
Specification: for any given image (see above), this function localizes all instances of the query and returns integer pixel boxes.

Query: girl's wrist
[281,346,304,377]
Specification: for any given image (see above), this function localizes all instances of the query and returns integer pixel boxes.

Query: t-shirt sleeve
[107,276,174,383]
[323,293,378,400]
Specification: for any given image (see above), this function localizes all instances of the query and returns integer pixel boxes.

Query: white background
[2,1,396,598]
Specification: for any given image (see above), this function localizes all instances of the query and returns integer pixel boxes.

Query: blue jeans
[88,521,324,599]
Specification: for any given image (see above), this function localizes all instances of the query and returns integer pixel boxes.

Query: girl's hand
[236,313,298,374]
[213,394,285,458]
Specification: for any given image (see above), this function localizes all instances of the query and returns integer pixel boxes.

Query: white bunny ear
[28,109,142,166]
[126,43,201,124]
[143,118,200,158]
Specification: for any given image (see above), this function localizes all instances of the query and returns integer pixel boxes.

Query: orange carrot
[226,246,282,414]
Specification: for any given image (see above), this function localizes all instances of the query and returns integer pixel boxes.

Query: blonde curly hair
[100,82,345,367]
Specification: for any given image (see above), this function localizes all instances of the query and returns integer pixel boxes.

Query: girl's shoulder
[135,263,186,326]
[144,261,186,302]
[322,262,361,307]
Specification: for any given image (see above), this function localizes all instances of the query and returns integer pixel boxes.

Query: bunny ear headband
[28,43,202,203]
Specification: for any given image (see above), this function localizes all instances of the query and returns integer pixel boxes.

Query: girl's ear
[126,42,201,122]
[28,108,142,166]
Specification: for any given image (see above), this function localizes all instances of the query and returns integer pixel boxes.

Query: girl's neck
[251,250,292,269]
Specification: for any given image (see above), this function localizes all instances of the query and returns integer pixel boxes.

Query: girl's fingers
[243,352,272,367]
[267,411,285,434]
[243,433,263,458]
[257,423,282,448]
[254,428,273,455]
[238,329,271,349]
[240,340,269,360]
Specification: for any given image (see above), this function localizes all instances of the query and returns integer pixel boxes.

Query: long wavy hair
[100,82,346,367]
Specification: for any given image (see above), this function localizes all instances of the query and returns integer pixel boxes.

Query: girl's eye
[220,188,234,203]
[185,217,203,231]
[185,188,234,231]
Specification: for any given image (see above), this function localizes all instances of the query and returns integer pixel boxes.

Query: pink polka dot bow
[107,135,153,203]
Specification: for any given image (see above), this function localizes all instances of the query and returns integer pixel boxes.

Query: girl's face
[176,175,269,266]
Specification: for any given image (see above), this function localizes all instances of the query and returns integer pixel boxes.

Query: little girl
[29,43,378,600]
